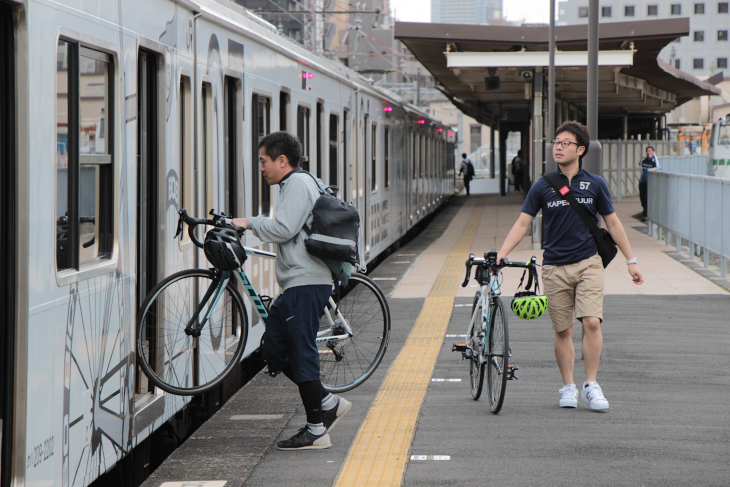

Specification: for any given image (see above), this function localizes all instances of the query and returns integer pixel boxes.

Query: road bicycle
[452,250,539,414]
[136,209,391,395]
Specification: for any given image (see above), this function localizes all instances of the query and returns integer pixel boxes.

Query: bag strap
[542,171,603,239]
[297,169,326,196]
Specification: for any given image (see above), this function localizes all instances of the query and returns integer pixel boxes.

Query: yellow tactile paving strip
[333,197,487,487]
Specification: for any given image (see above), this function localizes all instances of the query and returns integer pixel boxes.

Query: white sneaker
[558,384,578,408]
[581,382,609,410]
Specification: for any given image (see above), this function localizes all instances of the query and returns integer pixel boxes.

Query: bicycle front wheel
[470,293,485,400]
[486,297,509,413]
[137,269,248,395]
[318,273,391,393]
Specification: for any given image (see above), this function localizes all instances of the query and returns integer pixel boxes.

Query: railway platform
[140,193,730,487]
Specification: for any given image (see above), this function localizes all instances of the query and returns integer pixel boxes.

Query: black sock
[298,380,323,425]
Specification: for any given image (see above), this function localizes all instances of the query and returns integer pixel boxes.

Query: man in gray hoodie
[232,132,351,450]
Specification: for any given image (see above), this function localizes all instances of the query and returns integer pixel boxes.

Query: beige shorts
[542,253,604,333]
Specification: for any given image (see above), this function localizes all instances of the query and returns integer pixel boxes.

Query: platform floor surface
[141,193,730,487]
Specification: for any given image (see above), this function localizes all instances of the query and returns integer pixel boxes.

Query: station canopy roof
[394,18,722,125]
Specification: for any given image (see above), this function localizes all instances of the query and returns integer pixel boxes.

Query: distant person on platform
[638,146,659,222]
[459,153,475,196]
[512,150,525,193]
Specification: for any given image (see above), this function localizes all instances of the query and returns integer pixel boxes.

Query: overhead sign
[445,50,635,68]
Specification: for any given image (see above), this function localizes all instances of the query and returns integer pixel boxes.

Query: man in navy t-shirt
[496,121,644,412]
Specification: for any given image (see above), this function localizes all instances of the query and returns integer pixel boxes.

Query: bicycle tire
[318,273,390,392]
[470,292,485,400]
[486,297,509,413]
[137,268,248,395]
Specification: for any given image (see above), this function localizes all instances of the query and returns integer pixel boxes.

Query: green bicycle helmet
[511,291,547,320]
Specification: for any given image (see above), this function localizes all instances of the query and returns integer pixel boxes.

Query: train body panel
[3,0,455,485]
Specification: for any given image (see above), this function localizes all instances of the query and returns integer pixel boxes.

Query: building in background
[558,0,730,129]
[431,0,503,25]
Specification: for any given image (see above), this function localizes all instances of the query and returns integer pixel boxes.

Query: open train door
[0,3,16,487]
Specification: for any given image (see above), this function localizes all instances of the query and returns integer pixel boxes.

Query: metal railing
[599,140,677,201]
[648,170,729,278]
[656,155,710,176]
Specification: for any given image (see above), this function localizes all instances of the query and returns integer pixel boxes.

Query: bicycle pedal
[265,368,281,378]
[452,343,468,352]
[507,365,519,380]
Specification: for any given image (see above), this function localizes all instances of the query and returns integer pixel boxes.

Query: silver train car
[0,1,455,486]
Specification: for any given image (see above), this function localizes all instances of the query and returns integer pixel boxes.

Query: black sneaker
[276,427,331,450]
[322,396,352,432]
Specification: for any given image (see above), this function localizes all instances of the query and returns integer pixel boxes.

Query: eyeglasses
[551,140,580,148]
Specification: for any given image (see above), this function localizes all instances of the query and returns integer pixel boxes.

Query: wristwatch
[626,258,637,265]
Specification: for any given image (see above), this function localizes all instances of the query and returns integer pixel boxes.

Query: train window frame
[384,126,390,190]
[251,92,272,217]
[279,89,290,131]
[371,122,377,192]
[297,104,311,172]
[201,78,214,213]
[178,72,193,249]
[224,75,243,217]
[328,112,339,188]
[55,36,118,284]
[316,101,324,179]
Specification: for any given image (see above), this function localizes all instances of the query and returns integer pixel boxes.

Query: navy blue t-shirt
[521,167,615,266]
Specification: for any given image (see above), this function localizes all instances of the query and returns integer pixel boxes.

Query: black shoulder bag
[542,171,617,268]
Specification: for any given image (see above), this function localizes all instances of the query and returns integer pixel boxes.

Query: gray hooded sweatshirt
[247,170,332,291]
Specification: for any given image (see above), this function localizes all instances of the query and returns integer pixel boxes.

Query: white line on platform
[445,334,467,337]
[161,482,227,487]
[431,378,462,382]
[391,261,412,264]
[409,455,451,461]
[230,414,284,420]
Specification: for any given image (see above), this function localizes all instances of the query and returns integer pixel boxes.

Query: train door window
[316,101,324,178]
[251,94,271,216]
[136,49,160,325]
[384,127,390,189]
[297,105,311,171]
[202,82,214,212]
[56,40,114,272]
[412,132,417,179]
[343,109,349,201]
[179,75,192,244]
[329,114,338,187]
[279,90,289,131]
[0,6,16,480]
[371,123,377,192]
[224,76,239,216]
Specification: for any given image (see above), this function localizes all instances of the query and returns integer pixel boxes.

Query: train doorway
[0,4,16,486]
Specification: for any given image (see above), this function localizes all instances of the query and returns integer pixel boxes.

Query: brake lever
[174,210,186,239]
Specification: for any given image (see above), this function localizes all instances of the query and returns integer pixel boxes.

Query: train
[0,1,456,486]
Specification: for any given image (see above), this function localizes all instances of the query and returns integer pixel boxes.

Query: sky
[390,0,550,24]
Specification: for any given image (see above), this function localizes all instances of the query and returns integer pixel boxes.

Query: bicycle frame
[188,245,353,345]
[465,272,502,365]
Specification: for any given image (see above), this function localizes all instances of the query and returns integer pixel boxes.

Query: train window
[363,114,368,193]
[252,95,271,216]
[202,82,214,211]
[371,123,377,192]
[343,109,349,201]
[179,75,192,244]
[279,91,289,131]
[297,105,311,171]
[316,102,324,178]
[225,77,239,216]
[412,132,416,179]
[329,114,338,187]
[56,40,114,271]
[384,127,390,189]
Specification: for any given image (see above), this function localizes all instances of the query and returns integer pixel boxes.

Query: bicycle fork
[185,272,231,337]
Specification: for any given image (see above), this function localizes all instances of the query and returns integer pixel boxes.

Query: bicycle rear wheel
[486,297,509,413]
[318,273,390,392]
[137,269,248,395]
[469,293,485,400]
